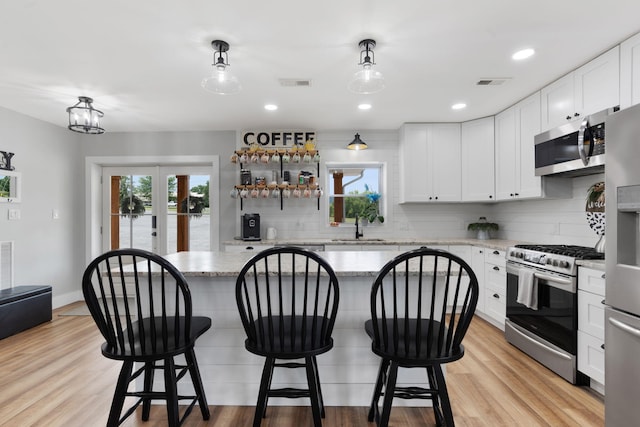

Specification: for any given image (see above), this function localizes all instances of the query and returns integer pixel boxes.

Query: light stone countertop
[223,238,522,252]
[576,259,606,271]
[162,250,459,278]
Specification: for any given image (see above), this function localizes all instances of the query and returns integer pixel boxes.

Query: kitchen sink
[330,238,385,242]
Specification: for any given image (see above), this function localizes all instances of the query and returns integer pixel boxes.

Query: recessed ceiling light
[451,103,467,110]
[358,103,372,110]
[512,48,535,61]
[264,104,278,111]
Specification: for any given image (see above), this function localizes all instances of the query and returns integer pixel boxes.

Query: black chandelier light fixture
[347,133,368,150]
[201,40,241,95]
[66,96,104,134]
[348,39,385,94]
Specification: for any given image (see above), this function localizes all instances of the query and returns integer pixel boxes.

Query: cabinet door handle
[601,344,605,350]
[493,250,500,255]
[566,115,572,120]
[246,246,254,250]
[493,293,500,299]
[574,112,580,117]
[493,266,500,271]
[601,299,606,305]
[489,195,493,199]
[601,273,606,279]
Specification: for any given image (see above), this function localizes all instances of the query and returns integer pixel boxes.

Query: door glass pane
[166,174,210,252]
[111,175,153,251]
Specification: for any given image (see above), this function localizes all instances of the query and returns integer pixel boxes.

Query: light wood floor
[0,302,604,427]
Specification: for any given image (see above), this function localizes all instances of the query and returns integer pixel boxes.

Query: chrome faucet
[355,214,363,240]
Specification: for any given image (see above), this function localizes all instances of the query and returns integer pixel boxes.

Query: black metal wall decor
[0,151,15,171]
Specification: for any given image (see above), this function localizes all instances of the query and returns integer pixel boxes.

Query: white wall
[490,173,605,247]
[0,106,84,306]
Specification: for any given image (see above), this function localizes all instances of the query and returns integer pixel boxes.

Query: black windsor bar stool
[235,246,340,427]
[82,248,211,427]
[365,247,479,427]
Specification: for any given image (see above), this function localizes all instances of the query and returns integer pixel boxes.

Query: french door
[102,166,212,254]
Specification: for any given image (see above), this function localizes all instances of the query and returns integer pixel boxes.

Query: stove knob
[558,260,570,269]
[552,259,559,267]
[517,252,524,259]
[546,258,553,265]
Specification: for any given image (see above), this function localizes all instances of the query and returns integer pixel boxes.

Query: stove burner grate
[514,244,604,260]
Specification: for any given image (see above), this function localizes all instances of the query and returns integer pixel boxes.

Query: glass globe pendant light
[348,39,385,94]
[201,40,241,95]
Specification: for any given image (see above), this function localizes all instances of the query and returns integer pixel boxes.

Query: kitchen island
[159,250,457,407]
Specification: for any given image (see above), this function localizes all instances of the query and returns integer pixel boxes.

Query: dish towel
[516,269,539,310]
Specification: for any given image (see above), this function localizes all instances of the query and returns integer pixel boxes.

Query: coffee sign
[242,130,315,147]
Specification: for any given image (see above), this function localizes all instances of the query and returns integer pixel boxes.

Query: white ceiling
[1,1,639,133]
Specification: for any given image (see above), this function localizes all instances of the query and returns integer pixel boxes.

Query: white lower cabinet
[578,267,606,388]
[483,249,506,329]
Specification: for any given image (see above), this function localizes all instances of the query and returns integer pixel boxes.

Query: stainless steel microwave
[534,107,618,177]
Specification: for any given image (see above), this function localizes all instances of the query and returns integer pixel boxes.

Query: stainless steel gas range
[504,244,604,384]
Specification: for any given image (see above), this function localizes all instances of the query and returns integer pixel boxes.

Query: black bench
[0,285,52,340]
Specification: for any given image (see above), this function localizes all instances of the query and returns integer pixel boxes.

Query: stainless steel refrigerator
[605,102,640,426]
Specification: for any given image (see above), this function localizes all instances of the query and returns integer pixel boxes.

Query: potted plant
[467,217,498,240]
[360,185,384,224]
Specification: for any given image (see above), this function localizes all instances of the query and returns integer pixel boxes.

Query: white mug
[266,227,277,240]
[282,188,291,198]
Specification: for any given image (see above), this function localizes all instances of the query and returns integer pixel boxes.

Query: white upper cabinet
[495,92,571,201]
[495,92,542,200]
[621,32,640,109]
[541,46,620,132]
[461,117,495,202]
[540,73,575,131]
[399,123,461,203]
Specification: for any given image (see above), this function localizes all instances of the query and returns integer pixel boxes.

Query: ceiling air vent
[476,78,510,86]
[279,79,312,87]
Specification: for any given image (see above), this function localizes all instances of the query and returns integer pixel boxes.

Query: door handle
[609,317,640,340]
[577,116,594,166]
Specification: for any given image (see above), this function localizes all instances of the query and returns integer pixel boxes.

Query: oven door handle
[533,272,573,286]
